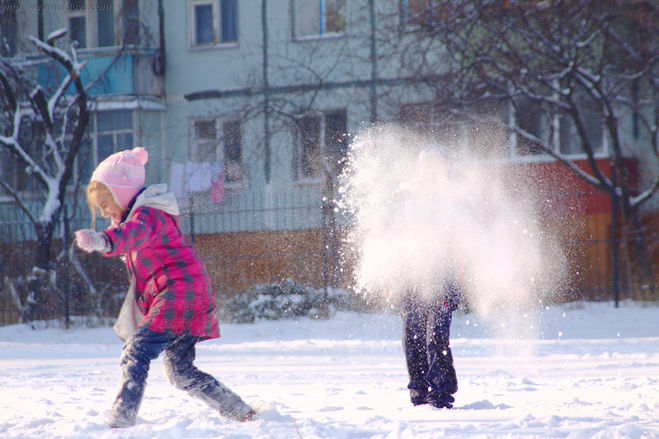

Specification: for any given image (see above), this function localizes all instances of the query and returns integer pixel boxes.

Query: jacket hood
[127,183,180,219]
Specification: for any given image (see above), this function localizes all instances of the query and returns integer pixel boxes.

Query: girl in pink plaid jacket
[75,147,255,428]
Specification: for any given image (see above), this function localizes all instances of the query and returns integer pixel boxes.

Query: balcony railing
[16,46,164,98]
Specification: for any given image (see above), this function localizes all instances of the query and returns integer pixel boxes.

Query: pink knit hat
[91,147,149,209]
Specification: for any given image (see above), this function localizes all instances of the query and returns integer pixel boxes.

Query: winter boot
[238,409,257,422]
[408,382,429,406]
[426,392,455,409]
[107,410,137,429]
[107,399,140,428]
[107,378,144,428]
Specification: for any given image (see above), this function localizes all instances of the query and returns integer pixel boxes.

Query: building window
[400,0,449,29]
[0,2,18,56]
[400,98,606,160]
[294,109,348,181]
[512,98,546,156]
[0,111,135,195]
[96,0,115,46]
[189,0,238,48]
[294,0,346,39]
[400,102,464,150]
[558,101,606,156]
[96,110,134,161]
[122,0,140,45]
[76,137,93,185]
[298,115,322,179]
[222,120,245,185]
[191,117,246,187]
[400,102,510,156]
[193,119,217,159]
[0,120,43,197]
[67,0,121,49]
[401,0,429,27]
[510,95,606,158]
[68,0,88,48]
[72,109,134,186]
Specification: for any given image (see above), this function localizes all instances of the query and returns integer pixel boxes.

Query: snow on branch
[631,176,659,208]
[28,36,87,104]
[509,123,610,192]
[2,98,58,186]
[49,70,75,117]
[29,36,78,73]
[46,28,67,45]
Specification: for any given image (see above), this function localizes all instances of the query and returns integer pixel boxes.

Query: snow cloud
[340,124,567,341]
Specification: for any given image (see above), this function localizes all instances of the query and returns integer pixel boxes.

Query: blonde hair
[86,180,111,229]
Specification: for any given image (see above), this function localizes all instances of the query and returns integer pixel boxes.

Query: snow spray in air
[339,124,567,344]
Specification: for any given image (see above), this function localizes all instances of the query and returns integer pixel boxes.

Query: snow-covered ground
[1,300,658,439]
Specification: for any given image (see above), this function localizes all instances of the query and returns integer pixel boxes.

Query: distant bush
[217,279,371,323]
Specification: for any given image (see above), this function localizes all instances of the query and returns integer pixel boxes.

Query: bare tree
[376,0,658,288]
[0,29,90,317]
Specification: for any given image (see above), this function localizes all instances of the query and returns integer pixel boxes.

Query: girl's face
[91,188,124,223]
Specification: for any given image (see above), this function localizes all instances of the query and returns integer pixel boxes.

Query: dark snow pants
[108,328,252,427]
[401,287,459,405]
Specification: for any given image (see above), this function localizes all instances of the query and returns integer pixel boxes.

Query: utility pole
[369,0,378,123]
[262,0,271,183]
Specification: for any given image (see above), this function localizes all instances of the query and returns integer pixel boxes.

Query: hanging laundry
[169,160,225,202]
[185,161,213,192]
[210,161,224,203]
[169,160,186,200]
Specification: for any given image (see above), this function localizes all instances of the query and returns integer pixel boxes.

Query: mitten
[75,229,110,253]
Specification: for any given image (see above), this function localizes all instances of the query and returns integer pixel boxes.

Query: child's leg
[163,336,255,421]
[108,329,173,427]
[401,294,430,405]
[425,304,458,407]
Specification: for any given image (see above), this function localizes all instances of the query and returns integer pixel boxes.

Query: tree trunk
[35,218,57,270]
[31,210,61,319]
[618,193,655,297]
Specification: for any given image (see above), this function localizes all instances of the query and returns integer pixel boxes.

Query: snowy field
[1,300,658,439]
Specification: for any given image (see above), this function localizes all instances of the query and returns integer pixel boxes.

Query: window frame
[399,99,609,163]
[66,0,122,50]
[509,97,608,160]
[95,110,135,162]
[187,0,239,50]
[399,102,472,155]
[510,97,547,157]
[399,0,448,30]
[293,0,347,40]
[189,116,247,189]
[0,110,136,198]
[71,109,135,188]
[293,109,348,183]
[0,3,18,56]
[0,118,43,199]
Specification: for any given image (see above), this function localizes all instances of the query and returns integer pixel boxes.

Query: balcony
[17,46,164,99]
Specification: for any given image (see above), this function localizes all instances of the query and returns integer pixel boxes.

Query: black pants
[401,290,458,404]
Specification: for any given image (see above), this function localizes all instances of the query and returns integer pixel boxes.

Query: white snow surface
[1,300,658,439]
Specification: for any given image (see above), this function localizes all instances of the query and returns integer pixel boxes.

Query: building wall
[1,0,656,302]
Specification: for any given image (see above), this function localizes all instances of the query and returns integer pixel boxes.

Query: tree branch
[631,176,659,207]
[0,177,39,225]
[0,64,18,112]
